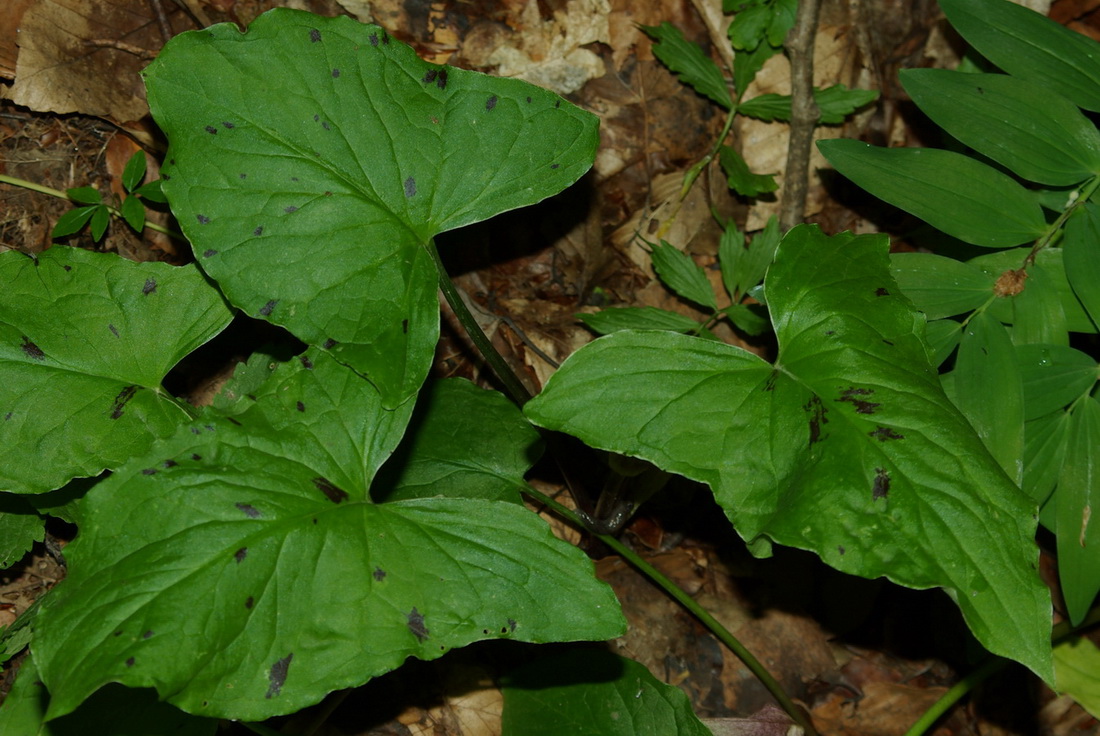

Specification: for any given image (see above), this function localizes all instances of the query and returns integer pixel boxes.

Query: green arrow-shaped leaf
[34,351,623,720]
[143,9,599,408]
[526,225,1052,681]
[0,247,232,494]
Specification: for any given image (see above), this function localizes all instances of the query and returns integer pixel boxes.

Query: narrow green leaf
[0,247,233,494]
[527,225,1052,681]
[372,378,542,503]
[579,307,703,335]
[501,650,712,736]
[720,215,780,299]
[939,0,1100,111]
[738,85,878,124]
[1054,636,1100,719]
[121,150,148,193]
[144,9,598,408]
[901,69,1100,186]
[1056,396,1100,625]
[719,145,778,197]
[717,222,744,299]
[723,302,770,335]
[0,493,43,567]
[953,311,1024,484]
[1012,261,1068,346]
[641,23,732,109]
[0,656,216,736]
[1024,409,1070,506]
[35,352,624,721]
[925,318,962,366]
[50,206,97,239]
[1016,344,1098,420]
[650,241,718,310]
[134,179,167,204]
[890,252,994,319]
[89,205,109,242]
[733,43,779,100]
[120,195,146,232]
[65,187,101,205]
[1064,203,1100,331]
[818,139,1047,247]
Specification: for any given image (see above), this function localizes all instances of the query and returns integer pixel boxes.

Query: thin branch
[779,0,823,231]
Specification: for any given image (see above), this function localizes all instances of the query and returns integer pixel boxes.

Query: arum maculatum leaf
[143,9,599,408]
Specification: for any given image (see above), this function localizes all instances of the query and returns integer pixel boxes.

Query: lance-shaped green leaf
[737,85,878,124]
[890,252,994,319]
[372,378,542,503]
[1056,396,1100,625]
[526,225,1052,681]
[34,351,623,721]
[901,69,1100,186]
[1016,344,1099,420]
[501,649,712,736]
[650,241,718,310]
[579,307,704,336]
[940,0,1100,112]
[1064,203,1100,331]
[719,215,780,300]
[641,23,732,109]
[143,9,599,408]
[818,139,1046,247]
[1024,409,1070,506]
[719,145,778,197]
[0,247,232,495]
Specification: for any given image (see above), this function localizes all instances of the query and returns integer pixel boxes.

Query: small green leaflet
[738,85,879,124]
[640,23,732,109]
[649,241,717,310]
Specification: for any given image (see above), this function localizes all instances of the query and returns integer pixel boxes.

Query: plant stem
[522,485,820,736]
[903,656,1006,736]
[0,173,187,242]
[425,238,532,406]
[1023,173,1100,267]
[779,0,822,231]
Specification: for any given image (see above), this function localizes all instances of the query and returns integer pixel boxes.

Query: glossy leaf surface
[1056,397,1100,625]
[0,247,232,494]
[527,225,1052,680]
[641,22,731,109]
[144,9,598,407]
[890,252,994,319]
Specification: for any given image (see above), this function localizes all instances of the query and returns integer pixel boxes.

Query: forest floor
[2,0,1100,733]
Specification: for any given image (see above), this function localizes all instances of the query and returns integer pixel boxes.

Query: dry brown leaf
[0,0,34,80]
[4,0,169,121]
[811,680,947,735]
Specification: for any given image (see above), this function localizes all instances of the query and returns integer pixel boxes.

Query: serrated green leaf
[900,69,1100,186]
[501,649,712,736]
[953,311,1024,484]
[1054,636,1100,719]
[526,225,1052,681]
[120,195,146,232]
[728,3,772,52]
[0,656,215,736]
[0,493,43,567]
[767,0,798,47]
[1016,344,1098,421]
[719,145,778,197]
[50,206,98,239]
[733,43,779,100]
[641,23,731,109]
[650,241,718,310]
[579,307,703,335]
[890,252,994,319]
[1064,203,1100,331]
[143,9,598,408]
[372,378,541,503]
[121,150,148,194]
[720,215,779,299]
[818,139,1047,247]
[738,85,878,124]
[65,187,101,205]
[1024,409,1070,506]
[0,247,232,494]
[940,0,1100,112]
[35,351,624,721]
[89,205,109,242]
[1056,397,1100,625]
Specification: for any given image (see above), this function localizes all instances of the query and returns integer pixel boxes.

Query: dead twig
[779,0,822,231]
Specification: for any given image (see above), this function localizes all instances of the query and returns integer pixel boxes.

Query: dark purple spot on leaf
[110,385,137,419]
[108,323,119,337]
[284,206,298,213]
[555,100,561,108]
[190,427,201,434]
[882,339,894,346]
[332,68,340,78]
[3,413,11,421]
[222,121,234,129]
[169,159,175,165]
[236,502,260,518]
[205,126,217,134]
[162,174,171,180]
[402,319,408,334]
[197,214,211,226]
[322,121,330,131]
[143,630,154,639]
[407,607,429,641]
[113,630,123,637]
[322,338,336,349]
[486,95,497,111]
[870,426,904,441]
[191,453,202,461]
[423,69,438,84]
[873,468,890,499]
[313,476,348,504]
[836,386,880,415]
[234,547,247,563]
[291,176,299,181]
[163,459,177,468]
[309,28,321,42]
[313,114,319,121]
[373,567,386,581]
[296,401,305,412]
[245,596,254,609]
[763,373,777,392]
[404,177,416,198]
[838,545,846,555]
[21,337,44,361]
[226,417,242,426]
[526,96,532,103]
[805,396,828,445]
[551,163,560,169]
[369,33,378,46]
[824,330,835,336]
[126,657,135,667]
[299,355,314,369]
[203,249,218,257]
[265,653,293,699]
[875,287,889,296]
[382,33,389,44]
[259,300,277,316]
[62,264,71,271]
[324,191,332,196]
[253,227,263,237]
[508,618,516,632]
[437,69,448,89]
[141,468,156,476]
[239,173,246,179]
